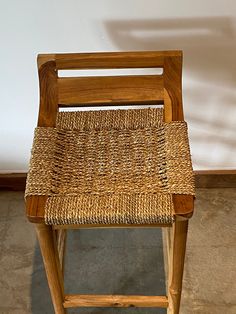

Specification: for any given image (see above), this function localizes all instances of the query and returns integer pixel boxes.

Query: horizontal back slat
[58,75,164,106]
[38,51,182,70]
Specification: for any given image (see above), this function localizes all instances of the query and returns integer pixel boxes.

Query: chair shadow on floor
[31,228,167,314]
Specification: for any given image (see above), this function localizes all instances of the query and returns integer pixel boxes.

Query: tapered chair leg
[55,229,67,275]
[167,220,188,314]
[35,224,66,314]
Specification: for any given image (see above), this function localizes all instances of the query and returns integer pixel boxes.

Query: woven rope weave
[25,108,195,225]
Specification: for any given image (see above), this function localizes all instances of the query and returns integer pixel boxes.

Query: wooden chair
[25,51,195,314]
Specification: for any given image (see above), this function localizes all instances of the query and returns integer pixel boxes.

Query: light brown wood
[162,53,194,220]
[58,75,163,106]
[37,60,58,127]
[37,50,182,70]
[172,194,194,218]
[163,87,173,122]
[167,220,188,314]
[55,229,67,274]
[37,53,55,69]
[26,196,47,223]
[35,224,65,314]
[53,223,172,230]
[63,294,168,308]
[163,56,183,122]
[52,229,65,298]
[163,226,172,291]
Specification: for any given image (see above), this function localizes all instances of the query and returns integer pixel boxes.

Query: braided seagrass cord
[25,108,195,225]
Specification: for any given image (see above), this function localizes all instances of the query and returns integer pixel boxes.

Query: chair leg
[167,219,188,314]
[55,229,67,275]
[35,224,66,314]
[162,227,172,292]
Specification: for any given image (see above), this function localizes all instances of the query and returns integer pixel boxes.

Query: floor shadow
[31,228,166,314]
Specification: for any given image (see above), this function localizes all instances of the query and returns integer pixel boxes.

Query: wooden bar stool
[25,51,195,314]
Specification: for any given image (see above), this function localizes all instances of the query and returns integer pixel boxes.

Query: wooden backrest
[37,51,184,127]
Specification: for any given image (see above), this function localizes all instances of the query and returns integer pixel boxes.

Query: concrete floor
[0,189,236,314]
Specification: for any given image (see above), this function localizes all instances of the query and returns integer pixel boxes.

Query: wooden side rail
[63,294,169,308]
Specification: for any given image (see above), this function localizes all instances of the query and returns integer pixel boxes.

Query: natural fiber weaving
[25,108,195,225]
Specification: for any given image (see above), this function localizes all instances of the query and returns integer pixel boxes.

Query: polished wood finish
[58,75,163,106]
[37,60,58,127]
[38,51,182,70]
[25,195,47,223]
[161,55,194,219]
[55,229,67,274]
[163,56,183,122]
[173,195,194,218]
[63,294,168,308]
[35,224,65,314]
[53,223,172,230]
[167,220,188,314]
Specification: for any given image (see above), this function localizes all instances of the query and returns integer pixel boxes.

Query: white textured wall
[1,0,236,172]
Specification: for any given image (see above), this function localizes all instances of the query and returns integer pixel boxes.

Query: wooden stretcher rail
[63,294,169,308]
[53,223,172,230]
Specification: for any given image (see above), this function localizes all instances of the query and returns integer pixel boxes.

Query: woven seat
[25,107,194,225]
